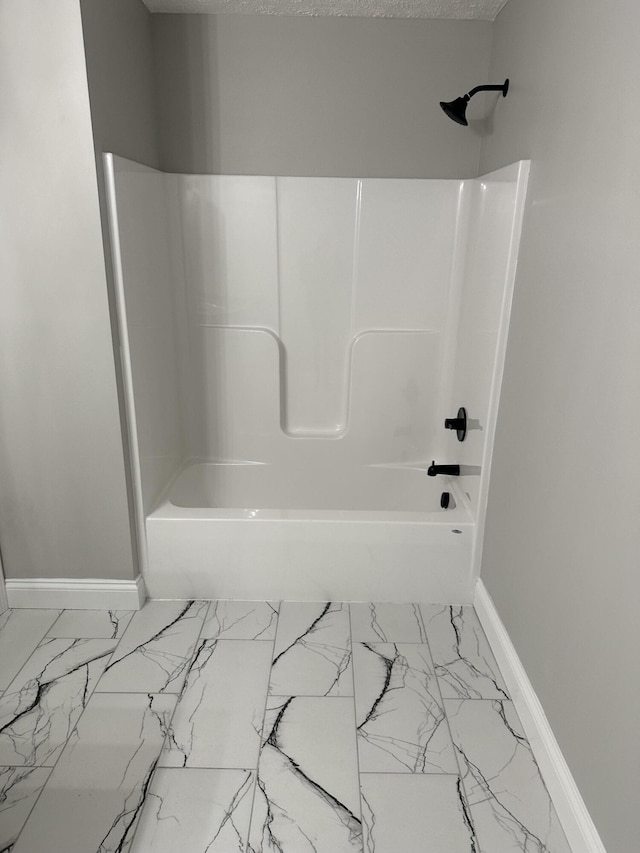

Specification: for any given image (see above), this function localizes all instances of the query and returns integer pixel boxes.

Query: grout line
[348,638,441,646]
[2,764,54,851]
[197,637,276,643]
[43,607,65,638]
[142,765,258,772]
[245,599,282,850]
[263,692,354,699]
[422,604,481,847]
[358,770,464,777]
[347,602,365,833]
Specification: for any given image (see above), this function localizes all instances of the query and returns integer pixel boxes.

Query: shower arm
[466,83,509,99]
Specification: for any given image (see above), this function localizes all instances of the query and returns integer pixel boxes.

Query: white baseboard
[6,576,147,610]
[474,580,606,853]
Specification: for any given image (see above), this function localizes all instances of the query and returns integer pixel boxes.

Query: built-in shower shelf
[193,326,439,451]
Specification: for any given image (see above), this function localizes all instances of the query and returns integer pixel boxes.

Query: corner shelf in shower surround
[191,326,440,461]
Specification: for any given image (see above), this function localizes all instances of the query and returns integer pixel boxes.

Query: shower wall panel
[174,175,463,466]
[354,180,458,333]
[442,161,529,527]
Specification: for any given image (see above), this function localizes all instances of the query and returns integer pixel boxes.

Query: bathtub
[145,462,475,602]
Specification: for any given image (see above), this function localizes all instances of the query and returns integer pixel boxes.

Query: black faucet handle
[444,407,467,441]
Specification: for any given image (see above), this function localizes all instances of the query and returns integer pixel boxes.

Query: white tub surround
[106,158,528,601]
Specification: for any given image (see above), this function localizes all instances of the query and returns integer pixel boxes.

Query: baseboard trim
[6,576,147,610]
[474,580,606,853]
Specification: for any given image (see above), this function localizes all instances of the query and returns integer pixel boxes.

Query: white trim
[102,153,149,578]
[6,576,146,610]
[474,580,607,853]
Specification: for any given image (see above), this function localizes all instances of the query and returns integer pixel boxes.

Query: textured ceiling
[141,0,510,20]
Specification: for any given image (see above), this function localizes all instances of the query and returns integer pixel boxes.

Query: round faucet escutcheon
[444,407,467,442]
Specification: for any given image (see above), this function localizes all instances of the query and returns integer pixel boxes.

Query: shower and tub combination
[105,157,528,603]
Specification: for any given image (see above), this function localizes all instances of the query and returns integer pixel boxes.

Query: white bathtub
[145,463,475,602]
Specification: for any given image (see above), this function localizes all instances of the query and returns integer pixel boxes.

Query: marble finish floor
[0,601,572,852]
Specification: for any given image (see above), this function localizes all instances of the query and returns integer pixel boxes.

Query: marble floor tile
[0,610,61,691]
[350,603,427,643]
[354,643,457,774]
[360,773,478,853]
[0,766,51,851]
[202,600,279,641]
[269,602,352,696]
[131,768,254,853]
[0,638,116,766]
[12,692,176,853]
[249,696,362,852]
[421,605,510,700]
[47,609,134,639]
[160,639,273,768]
[96,600,208,694]
[446,699,572,853]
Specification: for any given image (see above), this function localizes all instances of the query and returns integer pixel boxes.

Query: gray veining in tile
[131,768,254,853]
[47,609,134,640]
[270,602,352,696]
[0,610,61,691]
[360,773,478,853]
[421,605,510,700]
[201,600,279,641]
[0,600,570,853]
[354,642,457,773]
[96,600,208,694]
[0,766,51,851]
[249,696,362,852]
[350,603,427,643]
[0,638,116,766]
[12,692,176,853]
[160,639,272,768]
[446,699,572,853]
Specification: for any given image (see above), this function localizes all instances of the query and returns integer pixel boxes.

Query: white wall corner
[6,576,147,611]
[474,579,607,853]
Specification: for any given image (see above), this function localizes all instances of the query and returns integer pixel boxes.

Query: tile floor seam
[358,770,462,776]
[245,599,282,852]
[347,602,365,847]
[43,609,64,638]
[423,604,481,850]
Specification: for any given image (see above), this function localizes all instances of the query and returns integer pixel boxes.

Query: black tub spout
[427,461,460,477]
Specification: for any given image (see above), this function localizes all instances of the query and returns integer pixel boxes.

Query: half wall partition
[105,157,528,601]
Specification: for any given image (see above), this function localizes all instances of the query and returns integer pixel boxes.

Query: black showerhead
[440,95,471,126]
[440,79,509,126]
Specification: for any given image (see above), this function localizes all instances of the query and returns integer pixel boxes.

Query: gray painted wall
[152,14,493,178]
[81,0,160,170]
[0,0,135,581]
[479,1,640,850]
